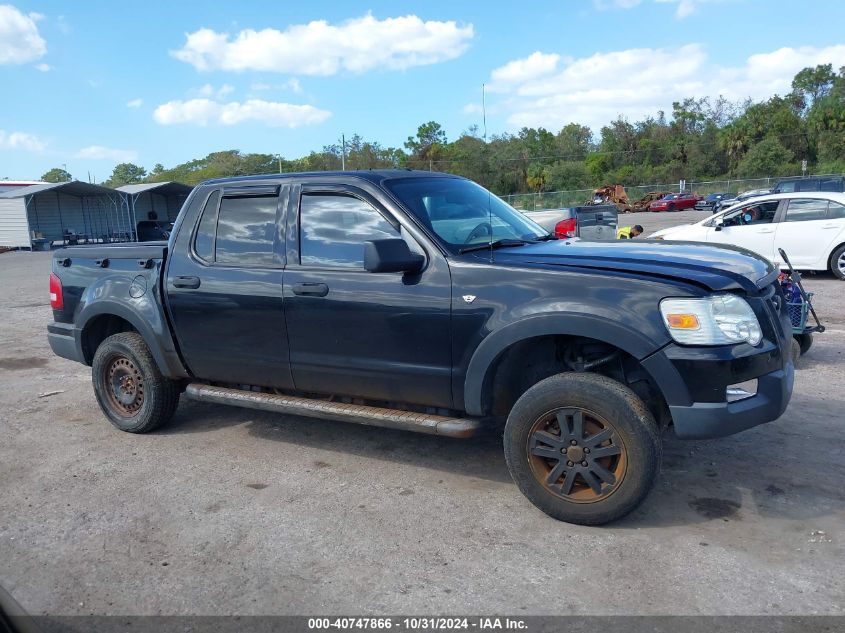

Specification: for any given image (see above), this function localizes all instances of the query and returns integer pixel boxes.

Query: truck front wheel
[92,332,180,433]
[503,372,661,525]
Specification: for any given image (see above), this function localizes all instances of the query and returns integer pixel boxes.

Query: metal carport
[117,182,193,229]
[0,181,129,250]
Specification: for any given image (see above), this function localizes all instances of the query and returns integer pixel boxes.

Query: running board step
[185,383,481,438]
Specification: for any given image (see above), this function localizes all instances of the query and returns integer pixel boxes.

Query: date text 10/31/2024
[307,618,528,630]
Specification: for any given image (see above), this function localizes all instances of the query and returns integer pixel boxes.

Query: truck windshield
[385,177,548,252]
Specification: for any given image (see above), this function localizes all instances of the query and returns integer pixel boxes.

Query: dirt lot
[1,221,844,616]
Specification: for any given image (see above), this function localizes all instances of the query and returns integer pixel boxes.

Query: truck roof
[201,169,462,187]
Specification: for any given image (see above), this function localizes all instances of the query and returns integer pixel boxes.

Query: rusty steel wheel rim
[526,407,627,504]
[103,355,145,417]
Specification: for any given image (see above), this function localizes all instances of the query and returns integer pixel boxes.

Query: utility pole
[482,83,487,142]
[276,154,282,173]
[341,134,347,170]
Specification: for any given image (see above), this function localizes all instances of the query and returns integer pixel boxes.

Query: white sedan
[650,192,845,279]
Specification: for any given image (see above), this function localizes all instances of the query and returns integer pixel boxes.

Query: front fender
[462,312,668,416]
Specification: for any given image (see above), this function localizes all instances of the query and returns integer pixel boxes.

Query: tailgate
[575,205,618,240]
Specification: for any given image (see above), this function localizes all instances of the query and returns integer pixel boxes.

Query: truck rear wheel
[92,332,179,433]
[503,372,661,525]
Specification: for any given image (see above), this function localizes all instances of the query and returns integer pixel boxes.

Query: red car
[649,193,701,212]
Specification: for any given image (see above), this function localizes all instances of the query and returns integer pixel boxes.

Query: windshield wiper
[531,234,558,241]
[459,239,529,254]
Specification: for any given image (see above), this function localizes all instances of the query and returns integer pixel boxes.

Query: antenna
[482,83,487,142]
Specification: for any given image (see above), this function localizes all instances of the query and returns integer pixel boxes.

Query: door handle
[756,228,774,233]
[292,282,329,297]
[822,224,838,229]
[172,275,201,289]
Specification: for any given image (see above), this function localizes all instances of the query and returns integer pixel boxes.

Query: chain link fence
[501,174,841,211]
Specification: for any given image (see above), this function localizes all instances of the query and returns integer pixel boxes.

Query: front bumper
[641,338,794,440]
[668,362,793,439]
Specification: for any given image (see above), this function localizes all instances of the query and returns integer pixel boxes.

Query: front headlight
[659,294,763,346]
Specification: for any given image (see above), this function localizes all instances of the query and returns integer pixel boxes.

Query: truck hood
[485,239,775,293]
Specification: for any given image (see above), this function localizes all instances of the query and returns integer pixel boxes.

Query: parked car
[632,191,673,213]
[650,191,845,279]
[649,193,701,212]
[714,188,771,214]
[524,204,618,240]
[695,192,735,212]
[47,170,795,525]
[773,176,845,194]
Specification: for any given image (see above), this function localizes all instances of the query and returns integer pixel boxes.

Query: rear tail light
[554,218,577,238]
[49,272,63,309]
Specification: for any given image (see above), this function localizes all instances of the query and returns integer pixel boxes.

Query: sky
[2,0,845,181]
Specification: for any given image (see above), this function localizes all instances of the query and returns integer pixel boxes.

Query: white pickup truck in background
[524,204,619,240]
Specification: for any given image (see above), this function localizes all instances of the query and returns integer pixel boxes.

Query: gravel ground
[1,225,843,616]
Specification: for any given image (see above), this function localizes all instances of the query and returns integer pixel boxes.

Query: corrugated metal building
[0,181,129,249]
[117,182,193,225]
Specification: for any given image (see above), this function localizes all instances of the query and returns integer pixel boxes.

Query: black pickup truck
[47,170,795,525]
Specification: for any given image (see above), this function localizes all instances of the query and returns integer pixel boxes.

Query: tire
[830,244,845,280]
[668,203,676,212]
[503,372,661,525]
[790,338,801,365]
[92,332,180,433]
[795,332,813,356]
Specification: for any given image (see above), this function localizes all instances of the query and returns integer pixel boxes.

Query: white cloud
[655,0,718,19]
[284,78,302,93]
[0,4,46,65]
[153,98,332,127]
[489,52,561,92]
[482,44,845,132]
[593,0,643,9]
[35,62,50,71]
[0,129,46,152]
[596,0,721,19]
[75,145,138,162]
[196,83,235,98]
[126,98,143,108]
[171,13,474,75]
[249,78,303,93]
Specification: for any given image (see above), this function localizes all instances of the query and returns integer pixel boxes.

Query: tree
[105,163,147,187]
[526,163,547,192]
[405,121,448,168]
[41,167,72,183]
[736,138,795,178]
[147,163,165,181]
[791,64,836,114]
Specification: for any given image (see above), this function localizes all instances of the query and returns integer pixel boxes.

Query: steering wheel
[464,222,493,244]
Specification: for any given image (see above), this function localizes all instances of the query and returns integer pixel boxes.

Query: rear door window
[193,190,220,262]
[828,201,845,219]
[215,195,280,266]
[784,198,829,222]
[819,178,844,192]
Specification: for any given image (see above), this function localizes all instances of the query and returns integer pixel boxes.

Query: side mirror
[364,239,424,274]
[714,224,722,232]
